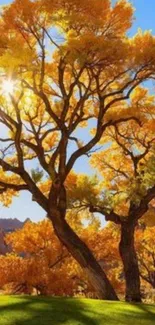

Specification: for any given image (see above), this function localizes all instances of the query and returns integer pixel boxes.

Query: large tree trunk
[48,208,118,300]
[119,221,141,302]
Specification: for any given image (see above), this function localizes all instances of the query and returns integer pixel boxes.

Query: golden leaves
[42,132,58,151]
[0,170,23,206]
[1,217,122,296]
[111,0,134,35]
[129,29,155,68]
[142,207,155,227]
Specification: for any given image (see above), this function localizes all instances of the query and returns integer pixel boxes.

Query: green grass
[0,296,154,325]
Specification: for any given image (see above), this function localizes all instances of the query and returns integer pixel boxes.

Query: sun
[2,79,14,95]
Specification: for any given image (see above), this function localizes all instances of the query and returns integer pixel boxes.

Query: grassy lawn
[0,296,154,325]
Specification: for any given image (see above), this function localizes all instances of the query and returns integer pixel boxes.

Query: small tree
[2,220,77,296]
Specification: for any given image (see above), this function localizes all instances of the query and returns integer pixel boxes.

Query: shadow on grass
[0,296,100,325]
[129,302,155,316]
[0,296,155,325]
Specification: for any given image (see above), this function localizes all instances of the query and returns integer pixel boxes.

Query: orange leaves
[57,0,133,37]
[1,218,155,296]
[3,219,81,295]
[42,132,58,151]
[129,30,155,69]
[0,254,26,287]
[0,0,154,191]
[90,81,155,215]
[56,0,133,69]
[81,222,124,293]
[141,207,155,227]
[131,87,149,104]
[65,31,128,69]
[6,219,59,255]
[0,1,155,300]
[3,0,45,29]
[1,218,123,296]
[66,173,100,208]
[135,226,155,287]
[111,0,134,35]
[91,144,132,182]
[0,171,24,206]
[0,190,17,207]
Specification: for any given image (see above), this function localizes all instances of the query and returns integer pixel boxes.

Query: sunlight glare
[2,79,14,95]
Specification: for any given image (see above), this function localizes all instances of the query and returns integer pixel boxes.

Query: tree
[0,0,155,299]
[1,220,79,296]
[3,217,155,300]
[0,218,123,297]
[86,87,155,301]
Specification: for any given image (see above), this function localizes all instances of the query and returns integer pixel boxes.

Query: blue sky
[0,0,155,222]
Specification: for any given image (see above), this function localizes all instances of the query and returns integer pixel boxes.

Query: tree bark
[119,221,141,302]
[48,208,118,300]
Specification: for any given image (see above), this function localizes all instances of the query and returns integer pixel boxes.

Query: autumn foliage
[0,0,155,301]
[0,219,121,296]
[0,219,154,301]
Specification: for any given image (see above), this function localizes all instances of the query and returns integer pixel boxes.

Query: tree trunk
[119,222,141,302]
[48,209,118,300]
